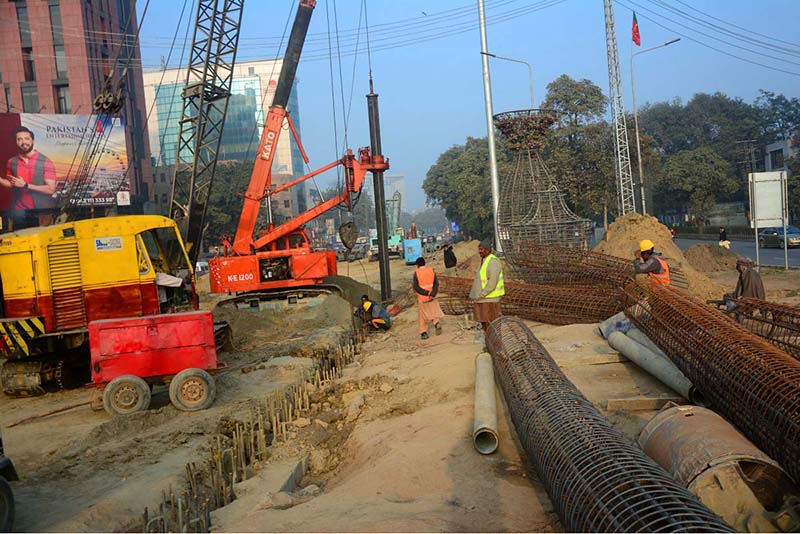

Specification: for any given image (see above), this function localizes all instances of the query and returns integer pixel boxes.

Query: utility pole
[481,52,534,108]
[477,0,503,252]
[367,77,392,301]
[604,0,636,216]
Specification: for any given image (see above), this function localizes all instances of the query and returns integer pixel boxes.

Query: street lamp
[631,37,680,215]
[481,51,534,108]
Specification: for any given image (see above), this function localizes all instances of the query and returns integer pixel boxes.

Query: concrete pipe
[607,331,705,405]
[597,311,630,339]
[473,351,498,455]
[624,328,707,406]
[626,327,667,357]
[639,404,798,532]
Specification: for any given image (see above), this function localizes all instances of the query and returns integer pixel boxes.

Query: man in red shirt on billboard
[0,126,57,227]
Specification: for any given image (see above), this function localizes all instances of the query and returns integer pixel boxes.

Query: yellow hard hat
[362,300,372,311]
[639,239,655,252]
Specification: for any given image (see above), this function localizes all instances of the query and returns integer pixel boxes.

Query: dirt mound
[684,244,742,272]
[594,214,724,301]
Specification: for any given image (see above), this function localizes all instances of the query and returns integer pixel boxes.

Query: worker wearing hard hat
[357,295,392,331]
[633,239,671,285]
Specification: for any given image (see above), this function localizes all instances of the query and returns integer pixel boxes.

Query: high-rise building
[143,59,306,217]
[0,0,153,210]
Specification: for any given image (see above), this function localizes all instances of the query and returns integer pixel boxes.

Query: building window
[16,3,31,48]
[161,193,168,205]
[22,48,35,82]
[54,46,68,79]
[248,66,255,76]
[21,85,39,113]
[4,86,11,112]
[160,173,166,183]
[770,149,785,170]
[284,199,291,209]
[55,86,70,113]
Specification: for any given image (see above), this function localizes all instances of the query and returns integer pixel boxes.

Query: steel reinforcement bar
[504,242,634,289]
[732,298,800,361]
[485,316,732,532]
[624,281,800,483]
[439,276,623,325]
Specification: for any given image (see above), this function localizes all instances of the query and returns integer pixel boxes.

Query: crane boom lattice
[170,0,244,267]
[604,0,636,216]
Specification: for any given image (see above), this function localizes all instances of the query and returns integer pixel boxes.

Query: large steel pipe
[473,352,498,455]
[639,404,797,532]
[607,331,704,405]
[486,316,732,532]
[624,280,800,484]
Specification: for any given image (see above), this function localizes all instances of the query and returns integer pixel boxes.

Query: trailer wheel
[169,368,216,412]
[103,375,152,416]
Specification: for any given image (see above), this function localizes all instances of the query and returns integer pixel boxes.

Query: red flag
[632,12,641,46]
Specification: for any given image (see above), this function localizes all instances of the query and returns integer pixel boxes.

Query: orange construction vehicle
[209,0,388,297]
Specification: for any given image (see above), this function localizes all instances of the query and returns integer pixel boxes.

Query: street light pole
[481,51,534,108]
[630,38,680,215]
[477,0,502,252]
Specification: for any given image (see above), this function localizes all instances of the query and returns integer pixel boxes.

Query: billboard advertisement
[0,113,129,224]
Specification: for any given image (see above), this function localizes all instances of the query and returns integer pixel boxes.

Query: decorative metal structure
[604,0,636,215]
[485,316,733,532]
[439,276,623,325]
[624,280,800,483]
[170,0,244,267]
[493,109,591,257]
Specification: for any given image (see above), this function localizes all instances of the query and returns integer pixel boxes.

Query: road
[674,238,800,268]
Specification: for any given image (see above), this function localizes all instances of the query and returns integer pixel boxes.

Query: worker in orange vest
[412,257,444,340]
[633,239,671,285]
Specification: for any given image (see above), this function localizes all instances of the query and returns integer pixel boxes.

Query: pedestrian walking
[443,244,458,275]
[412,257,444,340]
[469,239,504,333]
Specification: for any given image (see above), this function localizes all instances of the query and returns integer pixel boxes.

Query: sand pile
[684,244,742,273]
[594,214,724,302]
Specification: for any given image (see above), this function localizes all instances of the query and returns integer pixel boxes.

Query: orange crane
[209,0,388,296]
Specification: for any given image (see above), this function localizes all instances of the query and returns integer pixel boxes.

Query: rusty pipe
[639,404,797,532]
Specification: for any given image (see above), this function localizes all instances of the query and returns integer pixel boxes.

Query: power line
[672,0,800,51]
[616,0,800,78]
[643,0,800,62]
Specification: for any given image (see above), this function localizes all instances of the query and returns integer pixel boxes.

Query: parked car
[758,226,800,248]
[0,431,17,532]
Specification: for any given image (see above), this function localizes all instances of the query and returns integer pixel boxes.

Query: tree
[660,147,737,219]
[542,75,607,148]
[423,137,512,239]
[757,90,800,142]
[204,162,263,247]
[787,134,800,221]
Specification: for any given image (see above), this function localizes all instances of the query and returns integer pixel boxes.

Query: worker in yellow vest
[412,257,445,340]
[469,239,505,333]
[634,239,671,285]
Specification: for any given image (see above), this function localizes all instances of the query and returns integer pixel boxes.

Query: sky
[136,0,800,211]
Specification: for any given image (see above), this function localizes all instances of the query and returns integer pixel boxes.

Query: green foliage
[204,162,264,247]
[660,147,736,218]
[756,90,800,142]
[542,75,607,131]
[787,133,800,221]
[422,137,512,239]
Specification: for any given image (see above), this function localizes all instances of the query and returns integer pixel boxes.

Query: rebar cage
[624,280,800,483]
[485,316,732,532]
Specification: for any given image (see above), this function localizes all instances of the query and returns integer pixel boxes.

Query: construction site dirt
[2,238,799,531]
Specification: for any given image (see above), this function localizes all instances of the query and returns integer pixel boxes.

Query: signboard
[748,171,789,270]
[0,113,129,219]
[748,171,786,228]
